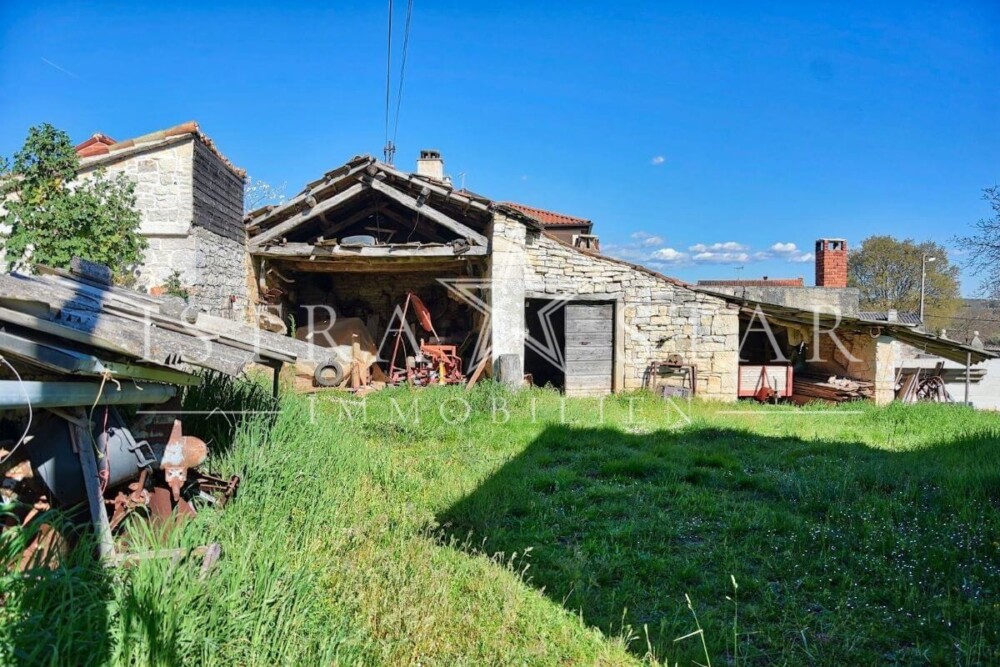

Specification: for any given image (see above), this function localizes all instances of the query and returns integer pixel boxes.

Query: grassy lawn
[2,380,999,665]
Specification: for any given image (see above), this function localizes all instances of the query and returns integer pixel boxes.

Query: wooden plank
[566,331,613,346]
[253,243,488,259]
[69,411,115,561]
[465,355,490,391]
[281,258,487,273]
[564,302,614,394]
[317,202,380,239]
[0,330,199,385]
[378,207,450,243]
[368,178,488,247]
[251,182,365,247]
[564,344,613,361]
[564,359,613,376]
[566,303,613,318]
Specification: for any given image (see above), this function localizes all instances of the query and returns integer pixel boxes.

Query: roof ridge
[75,121,244,178]
[501,201,591,226]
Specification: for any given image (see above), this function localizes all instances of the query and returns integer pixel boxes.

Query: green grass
[2,381,999,665]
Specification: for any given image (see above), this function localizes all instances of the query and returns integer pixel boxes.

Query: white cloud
[608,235,815,271]
[689,241,748,253]
[693,251,750,264]
[650,155,666,165]
[652,247,687,262]
[630,231,666,247]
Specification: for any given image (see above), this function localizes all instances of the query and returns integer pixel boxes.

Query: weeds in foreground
[0,382,997,665]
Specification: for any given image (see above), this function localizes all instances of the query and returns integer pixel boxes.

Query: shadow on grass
[437,423,1000,665]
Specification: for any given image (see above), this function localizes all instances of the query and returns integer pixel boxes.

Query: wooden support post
[965,351,971,405]
[69,409,115,561]
[272,363,282,399]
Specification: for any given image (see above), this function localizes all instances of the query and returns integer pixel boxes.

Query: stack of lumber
[792,373,874,403]
[0,260,339,386]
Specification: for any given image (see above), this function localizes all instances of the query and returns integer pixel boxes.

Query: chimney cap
[419,149,441,160]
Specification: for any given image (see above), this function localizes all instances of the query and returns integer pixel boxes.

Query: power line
[383,0,394,163]
[391,0,414,148]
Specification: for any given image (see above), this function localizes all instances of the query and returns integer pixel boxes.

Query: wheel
[314,359,346,387]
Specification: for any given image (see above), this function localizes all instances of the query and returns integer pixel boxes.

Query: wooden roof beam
[252,242,488,259]
[368,178,488,246]
[250,181,365,248]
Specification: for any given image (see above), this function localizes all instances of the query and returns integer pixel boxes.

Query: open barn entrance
[525,298,565,389]
[246,156,494,388]
[736,307,881,402]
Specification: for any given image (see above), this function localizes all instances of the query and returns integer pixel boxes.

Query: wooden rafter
[250,182,365,247]
[368,178,488,246]
[246,158,372,231]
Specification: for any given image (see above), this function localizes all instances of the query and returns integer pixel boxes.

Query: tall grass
[1,380,998,665]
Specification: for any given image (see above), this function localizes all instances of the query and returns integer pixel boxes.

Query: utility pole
[919,253,936,327]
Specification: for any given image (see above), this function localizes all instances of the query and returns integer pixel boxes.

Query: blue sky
[1,1,997,292]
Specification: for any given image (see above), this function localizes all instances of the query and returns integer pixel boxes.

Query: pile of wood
[792,373,875,404]
[0,260,342,388]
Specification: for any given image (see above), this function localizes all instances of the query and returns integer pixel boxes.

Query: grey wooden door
[564,302,614,396]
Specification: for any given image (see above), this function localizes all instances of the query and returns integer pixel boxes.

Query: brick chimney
[416,149,444,181]
[815,238,848,287]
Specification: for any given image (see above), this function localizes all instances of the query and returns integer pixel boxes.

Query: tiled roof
[74,121,245,177]
[75,133,117,157]
[500,202,591,227]
[859,311,923,326]
[698,278,804,288]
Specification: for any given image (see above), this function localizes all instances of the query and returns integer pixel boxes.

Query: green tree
[955,186,1000,298]
[0,123,146,280]
[847,235,961,327]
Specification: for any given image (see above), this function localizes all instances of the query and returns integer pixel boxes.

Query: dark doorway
[525,298,565,389]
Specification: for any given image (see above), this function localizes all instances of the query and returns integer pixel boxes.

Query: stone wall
[76,139,197,292]
[698,285,860,317]
[490,214,739,400]
[77,137,250,319]
[188,141,250,318]
[77,139,194,237]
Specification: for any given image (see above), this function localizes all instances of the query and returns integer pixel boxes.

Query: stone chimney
[815,238,848,288]
[416,149,444,181]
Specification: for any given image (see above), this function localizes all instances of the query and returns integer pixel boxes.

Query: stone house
[74,122,249,318]
[243,152,747,400]
[73,126,989,401]
[243,151,995,402]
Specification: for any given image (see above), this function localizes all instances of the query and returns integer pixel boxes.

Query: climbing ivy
[0,123,146,280]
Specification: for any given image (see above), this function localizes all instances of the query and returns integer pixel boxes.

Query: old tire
[314,359,346,387]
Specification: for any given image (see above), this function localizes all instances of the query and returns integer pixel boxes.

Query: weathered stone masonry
[77,137,250,318]
[489,213,739,401]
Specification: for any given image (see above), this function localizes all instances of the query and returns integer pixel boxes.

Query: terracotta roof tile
[74,121,244,177]
[501,201,591,227]
[74,133,118,158]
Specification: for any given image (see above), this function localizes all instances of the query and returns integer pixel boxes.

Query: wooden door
[564,302,614,396]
